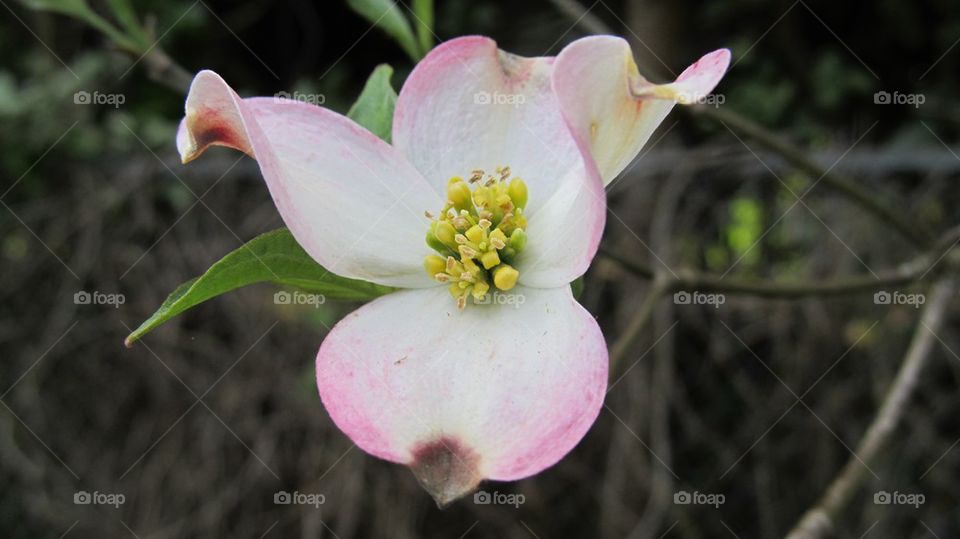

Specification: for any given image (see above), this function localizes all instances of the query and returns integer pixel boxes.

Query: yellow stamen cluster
[424,166,529,309]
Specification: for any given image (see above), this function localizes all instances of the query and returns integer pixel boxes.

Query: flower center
[423,166,529,310]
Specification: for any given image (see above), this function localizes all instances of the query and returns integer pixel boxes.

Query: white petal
[316,285,608,504]
[553,36,731,184]
[178,70,443,288]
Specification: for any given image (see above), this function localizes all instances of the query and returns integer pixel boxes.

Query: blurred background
[2,0,960,537]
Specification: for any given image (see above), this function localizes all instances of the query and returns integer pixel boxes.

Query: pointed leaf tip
[346,64,398,143]
[124,229,396,347]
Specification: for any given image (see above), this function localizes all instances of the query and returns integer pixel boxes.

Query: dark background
[2,0,960,537]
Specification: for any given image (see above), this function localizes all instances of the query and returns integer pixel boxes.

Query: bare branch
[785,278,956,538]
[602,237,949,299]
[141,48,193,94]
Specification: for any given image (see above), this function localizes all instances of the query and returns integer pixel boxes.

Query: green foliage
[104,0,149,46]
[725,70,796,127]
[704,244,729,271]
[19,0,144,51]
[412,0,435,54]
[570,277,584,299]
[810,52,873,112]
[346,64,398,142]
[0,50,118,180]
[124,229,396,346]
[19,0,90,17]
[345,0,424,61]
[725,197,764,268]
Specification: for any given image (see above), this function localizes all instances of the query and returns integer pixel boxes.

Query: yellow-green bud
[509,228,527,252]
[493,264,519,291]
[472,280,490,301]
[480,250,501,270]
[445,256,462,277]
[426,222,447,252]
[435,220,457,247]
[447,177,472,211]
[508,178,528,209]
[423,255,446,277]
[465,224,485,244]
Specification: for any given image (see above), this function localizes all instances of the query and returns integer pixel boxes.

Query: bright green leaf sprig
[346,64,398,143]
[345,0,434,61]
[20,0,152,53]
[124,228,396,346]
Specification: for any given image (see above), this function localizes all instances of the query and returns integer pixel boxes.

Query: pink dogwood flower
[176,35,729,506]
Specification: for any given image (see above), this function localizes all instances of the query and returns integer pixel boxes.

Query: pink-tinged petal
[553,36,731,184]
[394,36,607,286]
[394,36,562,209]
[316,285,608,506]
[178,70,443,288]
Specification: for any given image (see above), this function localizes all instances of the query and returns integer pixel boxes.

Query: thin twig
[608,273,672,375]
[601,243,944,299]
[548,0,612,35]
[689,105,933,247]
[629,168,690,539]
[785,278,956,539]
[141,48,193,94]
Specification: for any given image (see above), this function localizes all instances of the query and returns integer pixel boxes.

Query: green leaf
[345,0,422,61]
[20,0,140,51]
[347,64,397,143]
[725,196,764,268]
[20,0,91,16]
[125,229,396,346]
[105,0,149,47]
[411,0,434,55]
[571,277,584,300]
